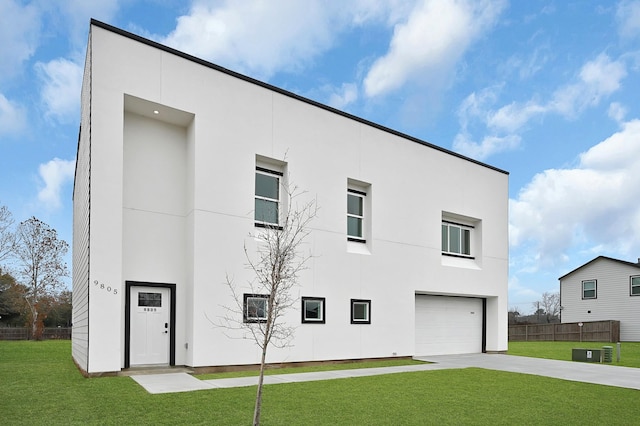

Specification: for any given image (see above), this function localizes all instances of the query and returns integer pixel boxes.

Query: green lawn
[508,341,640,368]
[1,340,639,425]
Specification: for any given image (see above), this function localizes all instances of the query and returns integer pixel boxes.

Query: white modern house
[72,20,509,376]
[559,256,640,341]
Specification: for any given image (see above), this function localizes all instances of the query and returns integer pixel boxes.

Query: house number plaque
[93,280,118,295]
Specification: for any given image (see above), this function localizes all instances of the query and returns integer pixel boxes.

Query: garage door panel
[415,296,483,356]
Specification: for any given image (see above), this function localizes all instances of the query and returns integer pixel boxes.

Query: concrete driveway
[415,353,640,390]
[132,353,640,394]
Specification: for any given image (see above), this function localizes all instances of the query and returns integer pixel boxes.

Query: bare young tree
[0,204,16,264]
[221,183,316,426]
[14,217,69,339]
[532,291,560,323]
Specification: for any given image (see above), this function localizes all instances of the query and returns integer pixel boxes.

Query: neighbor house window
[244,294,268,322]
[351,299,371,324]
[582,280,597,299]
[631,276,640,296]
[442,221,473,257]
[347,189,366,242]
[255,167,282,227]
[302,297,325,323]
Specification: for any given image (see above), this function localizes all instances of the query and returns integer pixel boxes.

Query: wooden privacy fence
[508,320,620,342]
[0,327,71,340]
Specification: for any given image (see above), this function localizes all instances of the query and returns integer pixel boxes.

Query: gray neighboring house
[559,256,640,341]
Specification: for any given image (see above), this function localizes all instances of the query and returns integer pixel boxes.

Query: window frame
[631,276,640,296]
[441,220,474,258]
[582,279,597,300]
[243,293,269,323]
[254,166,283,228]
[347,188,366,243]
[350,299,371,324]
[301,297,326,324]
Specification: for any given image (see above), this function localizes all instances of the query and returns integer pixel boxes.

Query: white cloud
[0,0,41,81]
[453,132,520,160]
[509,119,640,268]
[0,93,27,136]
[617,0,640,40]
[37,158,76,210]
[453,54,627,160]
[161,0,389,79]
[608,102,627,123]
[549,54,627,117]
[363,0,506,97]
[36,58,83,123]
[487,101,546,133]
[327,83,359,110]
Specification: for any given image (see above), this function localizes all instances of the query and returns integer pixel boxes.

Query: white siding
[71,35,92,373]
[560,258,640,341]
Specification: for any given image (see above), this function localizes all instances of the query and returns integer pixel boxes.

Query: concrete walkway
[131,354,640,394]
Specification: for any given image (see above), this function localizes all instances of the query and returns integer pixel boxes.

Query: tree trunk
[253,345,268,426]
[31,308,39,340]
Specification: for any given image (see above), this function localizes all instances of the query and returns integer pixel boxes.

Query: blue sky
[1,0,640,314]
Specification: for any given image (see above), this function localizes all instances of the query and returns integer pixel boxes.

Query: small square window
[302,297,325,323]
[582,280,597,299]
[351,299,371,324]
[631,276,640,296]
[244,294,268,322]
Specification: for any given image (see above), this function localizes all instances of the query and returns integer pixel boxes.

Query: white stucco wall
[78,22,509,372]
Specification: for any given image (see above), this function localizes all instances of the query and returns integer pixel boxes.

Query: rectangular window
[138,292,162,307]
[302,297,325,323]
[582,280,597,299]
[631,276,640,296]
[255,167,282,226]
[244,294,268,322]
[347,189,365,242]
[442,221,472,257]
[351,299,371,324]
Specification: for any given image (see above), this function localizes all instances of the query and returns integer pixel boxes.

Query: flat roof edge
[89,18,508,176]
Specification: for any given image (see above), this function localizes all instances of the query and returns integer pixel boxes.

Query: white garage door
[415,295,483,356]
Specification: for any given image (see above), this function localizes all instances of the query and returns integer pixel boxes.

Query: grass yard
[1,340,639,425]
[508,341,640,368]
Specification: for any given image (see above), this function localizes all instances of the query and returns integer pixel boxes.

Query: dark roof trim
[90,19,508,176]
[558,255,640,280]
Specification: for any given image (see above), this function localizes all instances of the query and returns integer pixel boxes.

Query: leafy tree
[221,183,316,426]
[0,269,27,325]
[43,290,72,327]
[14,217,69,339]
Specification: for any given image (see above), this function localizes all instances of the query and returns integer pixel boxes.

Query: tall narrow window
[442,221,472,257]
[582,280,596,299]
[632,276,640,296]
[255,167,282,226]
[347,189,365,242]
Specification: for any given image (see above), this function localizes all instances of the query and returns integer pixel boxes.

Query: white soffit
[124,94,194,127]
